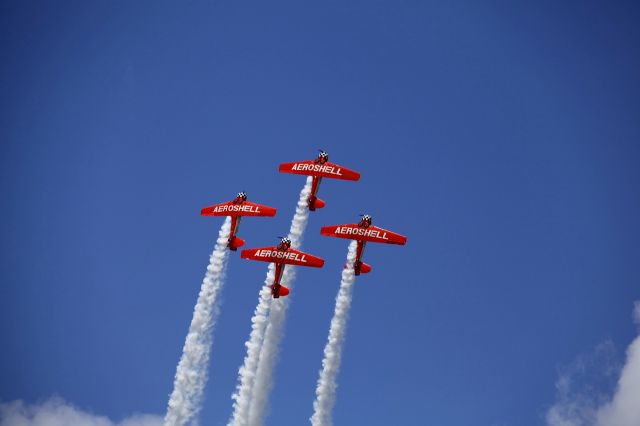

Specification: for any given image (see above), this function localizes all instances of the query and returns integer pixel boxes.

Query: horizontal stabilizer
[309,197,325,211]
[359,262,371,274]
[228,237,244,250]
[275,285,290,297]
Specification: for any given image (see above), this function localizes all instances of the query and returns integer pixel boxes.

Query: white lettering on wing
[213,204,261,214]
[334,226,389,240]
[291,163,343,176]
[254,249,307,263]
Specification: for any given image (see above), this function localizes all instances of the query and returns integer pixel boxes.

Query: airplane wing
[241,246,325,267]
[200,200,276,217]
[278,160,360,181]
[320,224,407,245]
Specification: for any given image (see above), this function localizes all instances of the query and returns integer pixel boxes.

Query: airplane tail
[354,262,371,275]
[228,237,245,251]
[271,284,290,298]
[279,285,290,297]
[309,197,325,211]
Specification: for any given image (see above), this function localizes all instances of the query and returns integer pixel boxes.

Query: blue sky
[1,1,639,425]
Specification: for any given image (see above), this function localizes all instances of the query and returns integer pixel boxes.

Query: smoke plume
[230,178,312,426]
[164,217,231,426]
[228,272,274,426]
[310,240,358,426]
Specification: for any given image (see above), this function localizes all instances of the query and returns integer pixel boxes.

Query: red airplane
[200,192,277,251]
[320,215,407,275]
[241,237,325,298]
[279,150,360,211]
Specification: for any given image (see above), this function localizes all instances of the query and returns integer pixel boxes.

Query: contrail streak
[164,217,231,426]
[230,178,312,426]
[310,240,358,426]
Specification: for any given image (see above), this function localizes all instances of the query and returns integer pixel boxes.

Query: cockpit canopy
[277,237,292,250]
[359,214,372,228]
[316,149,329,164]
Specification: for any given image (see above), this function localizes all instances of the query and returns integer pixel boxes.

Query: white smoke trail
[164,217,231,426]
[230,177,312,426]
[247,179,312,425]
[228,270,274,426]
[310,240,358,426]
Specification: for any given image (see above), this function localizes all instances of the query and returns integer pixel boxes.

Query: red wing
[201,200,276,217]
[320,224,407,245]
[241,246,324,267]
[279,160,360,181]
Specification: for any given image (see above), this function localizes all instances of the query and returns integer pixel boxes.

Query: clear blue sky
[1,1,639,425]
